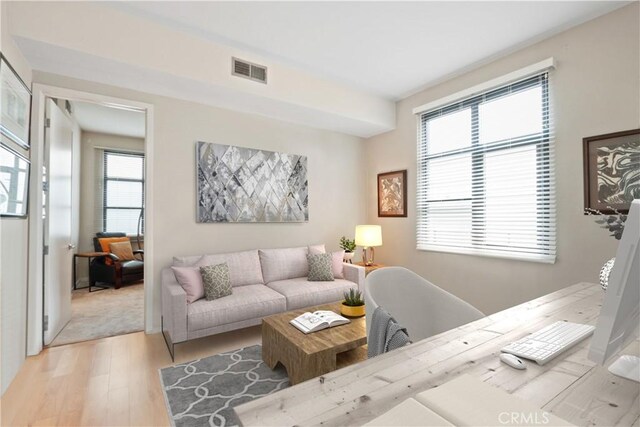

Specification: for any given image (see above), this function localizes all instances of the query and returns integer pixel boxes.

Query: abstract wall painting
[378,169,407,217]
[583,129,640,214]
[196,141,308,223]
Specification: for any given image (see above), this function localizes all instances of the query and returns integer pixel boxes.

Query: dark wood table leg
[88,256,108,293]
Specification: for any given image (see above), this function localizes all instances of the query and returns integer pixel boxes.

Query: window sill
[416,244,556,264]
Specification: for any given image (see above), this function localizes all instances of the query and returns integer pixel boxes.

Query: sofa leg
[161,316,176,362]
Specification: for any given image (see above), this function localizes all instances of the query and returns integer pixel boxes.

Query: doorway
[44,99,147,347]
[27,85,154,356]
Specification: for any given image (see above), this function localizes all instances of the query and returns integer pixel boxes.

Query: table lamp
[355,225,382,266]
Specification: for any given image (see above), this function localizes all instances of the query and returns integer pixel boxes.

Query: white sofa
[161,245,364,359]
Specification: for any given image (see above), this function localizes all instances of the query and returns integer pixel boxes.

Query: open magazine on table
[290,310,350,334]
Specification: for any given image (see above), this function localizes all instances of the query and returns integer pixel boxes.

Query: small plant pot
[341,302,365,318]
[343,252,355,263]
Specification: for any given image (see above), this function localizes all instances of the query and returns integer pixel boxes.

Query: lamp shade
[355,225,382,247]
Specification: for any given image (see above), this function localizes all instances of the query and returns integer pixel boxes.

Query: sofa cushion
[259,247,309,283]
[109,241,135,261]
[173,249,264,287]
[187,284,286,332]
[200,263,233,301]
[307,246,344,278]
[98,237,129,265]
[171,266,204,303]
[121,260,144,275]
[331,251,345,279]
[267,277,356,310]
[307,253,334,281]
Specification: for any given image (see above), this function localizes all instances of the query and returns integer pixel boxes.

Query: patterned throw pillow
[199,263,233,301]
[307,253,335,282]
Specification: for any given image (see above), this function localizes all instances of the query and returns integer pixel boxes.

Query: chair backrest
[93,232,127,252]
[365,267,484,342]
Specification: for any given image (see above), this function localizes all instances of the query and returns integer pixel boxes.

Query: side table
[73,252,110,292]
[354,262,387,276]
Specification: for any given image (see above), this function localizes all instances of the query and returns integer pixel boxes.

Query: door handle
[67,244,77,250]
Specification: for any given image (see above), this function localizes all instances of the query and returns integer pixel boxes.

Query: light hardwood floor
[1,327,262,426]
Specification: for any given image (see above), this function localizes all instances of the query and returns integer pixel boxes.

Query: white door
[43,99,74,345]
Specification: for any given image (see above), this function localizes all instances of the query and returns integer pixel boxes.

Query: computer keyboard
[501,321,595,365]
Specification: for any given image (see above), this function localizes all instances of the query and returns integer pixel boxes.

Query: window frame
[102,150,145,235]
[417,73,554,263]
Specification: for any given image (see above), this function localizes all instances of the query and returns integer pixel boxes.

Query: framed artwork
[0,54,32,150]
[196,141,308,222]
[583,129,640,214]
[378,169,407,217]
[0,143,30,218]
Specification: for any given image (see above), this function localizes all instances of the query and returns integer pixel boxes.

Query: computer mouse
[500,353,527,370]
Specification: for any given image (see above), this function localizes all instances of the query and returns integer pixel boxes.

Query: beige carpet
[50,282,144,347]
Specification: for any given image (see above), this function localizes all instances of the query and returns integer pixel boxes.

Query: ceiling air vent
[232,57,267,84]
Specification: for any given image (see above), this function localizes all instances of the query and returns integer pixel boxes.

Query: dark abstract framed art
[583,129,640,214]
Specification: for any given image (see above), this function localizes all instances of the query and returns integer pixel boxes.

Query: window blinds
[417,73,555,263]
[102,151,144,235]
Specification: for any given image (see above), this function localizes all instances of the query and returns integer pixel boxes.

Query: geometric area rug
[159,345,289,427]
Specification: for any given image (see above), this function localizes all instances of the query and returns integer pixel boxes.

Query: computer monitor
[588,199,640,382]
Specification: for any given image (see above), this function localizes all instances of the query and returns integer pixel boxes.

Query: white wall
[76,131,145,284]
[364,3,640,315]
[0,2,33,395]
[32,71,367,331]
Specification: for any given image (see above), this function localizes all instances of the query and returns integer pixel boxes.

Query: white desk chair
[365,267,484,342]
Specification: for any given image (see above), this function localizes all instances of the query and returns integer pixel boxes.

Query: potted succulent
[341,288,365,318]
[339,236,356,263]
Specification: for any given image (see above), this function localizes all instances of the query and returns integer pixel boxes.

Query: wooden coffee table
[262,301,367,385]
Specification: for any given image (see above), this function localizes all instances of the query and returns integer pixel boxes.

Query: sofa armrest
[161,268,188,343]
[343,263,365,291]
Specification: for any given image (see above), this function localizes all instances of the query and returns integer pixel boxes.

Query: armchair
[89,232,144,289]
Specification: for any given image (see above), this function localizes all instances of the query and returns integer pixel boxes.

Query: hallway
[50,283,144,347]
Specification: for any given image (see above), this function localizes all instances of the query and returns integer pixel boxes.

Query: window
[0,145,29,217]
[103,151,144,235]
[417,73,555,262]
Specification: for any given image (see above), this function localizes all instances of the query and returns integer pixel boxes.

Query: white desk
[235,283,640,426]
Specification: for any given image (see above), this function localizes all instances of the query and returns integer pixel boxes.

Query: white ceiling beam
[6,1,395,138]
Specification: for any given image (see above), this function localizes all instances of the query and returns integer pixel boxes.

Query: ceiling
[71,101,145,139]
[112,1,629,100]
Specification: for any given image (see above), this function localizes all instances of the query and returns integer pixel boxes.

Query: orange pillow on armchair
[98,237,130,265]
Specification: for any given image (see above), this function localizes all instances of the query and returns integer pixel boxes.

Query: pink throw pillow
[332,250,345,279]
[171,266,205,303]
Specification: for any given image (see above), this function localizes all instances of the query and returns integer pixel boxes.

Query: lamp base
[362,247,375,266]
